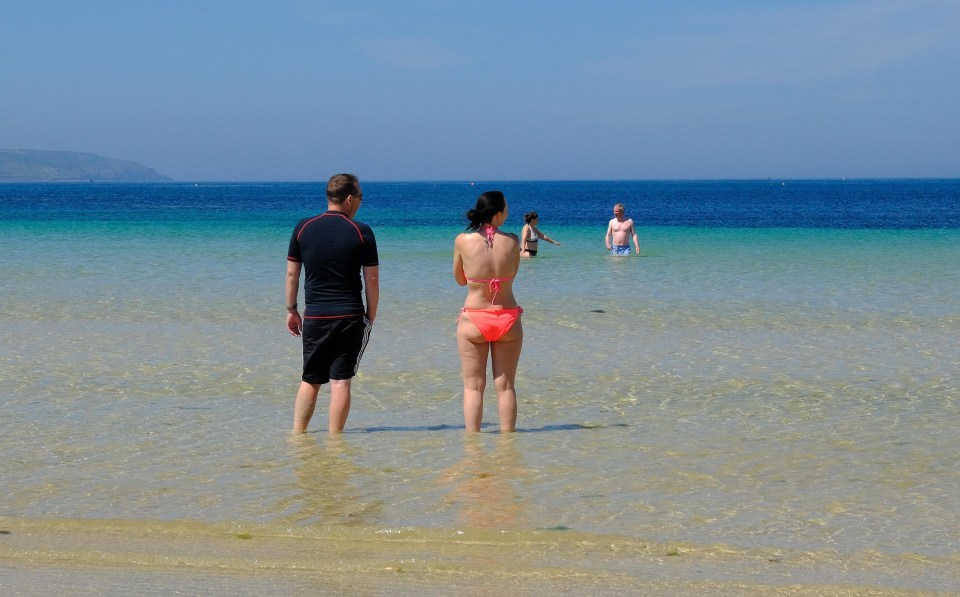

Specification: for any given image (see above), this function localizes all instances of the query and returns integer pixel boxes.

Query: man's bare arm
[285,260,303,336]
[628,220,640,254]
[363,265,379,323]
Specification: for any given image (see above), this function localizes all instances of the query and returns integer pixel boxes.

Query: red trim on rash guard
[297,212,365,243]
[340,214,365,243]
[295,214,324,242]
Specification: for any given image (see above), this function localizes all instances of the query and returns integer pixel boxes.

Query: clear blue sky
[2,0,958,181]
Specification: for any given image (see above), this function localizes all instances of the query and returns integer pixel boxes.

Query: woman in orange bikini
[453,191,522,432]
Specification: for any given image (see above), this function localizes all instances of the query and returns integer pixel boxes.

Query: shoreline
[1,517,957,595]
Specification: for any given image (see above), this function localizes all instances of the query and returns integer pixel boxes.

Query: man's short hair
[327,173,360,205]
[614,203,625,212]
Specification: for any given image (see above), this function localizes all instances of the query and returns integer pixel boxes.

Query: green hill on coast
[0,149,171,182]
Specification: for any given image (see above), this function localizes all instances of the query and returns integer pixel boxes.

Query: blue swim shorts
[611,245,631,255]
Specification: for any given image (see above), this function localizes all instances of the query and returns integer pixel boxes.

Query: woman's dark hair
[524,211,538,224]
[465,191,506,232]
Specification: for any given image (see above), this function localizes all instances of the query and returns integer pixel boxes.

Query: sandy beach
[3,517,958,596]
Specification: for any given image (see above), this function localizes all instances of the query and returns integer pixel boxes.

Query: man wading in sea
[285,173,380,434]
[604,202,640,255]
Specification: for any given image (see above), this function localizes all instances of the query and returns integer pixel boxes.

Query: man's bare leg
[328,379,352,434]
[293,381,321,433]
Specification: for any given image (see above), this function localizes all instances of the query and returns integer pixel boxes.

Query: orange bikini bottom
[459,307,523,342]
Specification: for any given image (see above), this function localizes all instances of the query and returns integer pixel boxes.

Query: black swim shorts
[301,315,372,384]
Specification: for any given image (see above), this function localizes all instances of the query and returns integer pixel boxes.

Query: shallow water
[2,182,959,592]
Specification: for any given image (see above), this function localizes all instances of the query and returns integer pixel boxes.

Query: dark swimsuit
[523,227,539,256]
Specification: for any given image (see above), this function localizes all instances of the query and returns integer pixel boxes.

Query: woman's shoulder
[455,231,483,251]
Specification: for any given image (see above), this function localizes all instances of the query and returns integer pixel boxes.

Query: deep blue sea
[2,179,959,592]
[3,179,958,229]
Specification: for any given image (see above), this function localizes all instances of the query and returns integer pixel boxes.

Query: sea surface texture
[1,180,958,593]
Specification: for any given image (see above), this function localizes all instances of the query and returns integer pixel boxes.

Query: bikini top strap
[480,224,497,248]
[465,275,513,303]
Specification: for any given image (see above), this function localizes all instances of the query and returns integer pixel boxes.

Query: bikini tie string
[487,278,501,303]
[481,224,497,248]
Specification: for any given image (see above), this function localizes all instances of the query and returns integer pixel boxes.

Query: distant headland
[0,149,171,182]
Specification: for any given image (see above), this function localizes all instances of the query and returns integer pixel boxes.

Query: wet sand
[2,517,957,596]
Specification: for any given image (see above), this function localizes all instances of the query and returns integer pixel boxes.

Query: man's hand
[286,311,302,337]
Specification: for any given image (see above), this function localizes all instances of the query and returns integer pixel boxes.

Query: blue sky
[2,0,958,181]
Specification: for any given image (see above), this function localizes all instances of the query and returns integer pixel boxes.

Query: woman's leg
[457,318,489,432]
[491,320,523,432]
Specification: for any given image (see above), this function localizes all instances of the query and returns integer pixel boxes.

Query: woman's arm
[513,236,522,273]
[520,224,531,251]
[453,234,468,286]
[536,226,561,246]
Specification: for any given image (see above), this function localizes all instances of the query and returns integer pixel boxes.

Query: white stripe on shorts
[354,317,373,375]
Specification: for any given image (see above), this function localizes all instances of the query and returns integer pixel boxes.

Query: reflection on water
[439,434,530,530]
[270,434,383,526]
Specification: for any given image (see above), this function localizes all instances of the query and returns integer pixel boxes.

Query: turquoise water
[2,182,959,591]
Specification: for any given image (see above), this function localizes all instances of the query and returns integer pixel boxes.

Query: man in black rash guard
[285,173,379,433]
